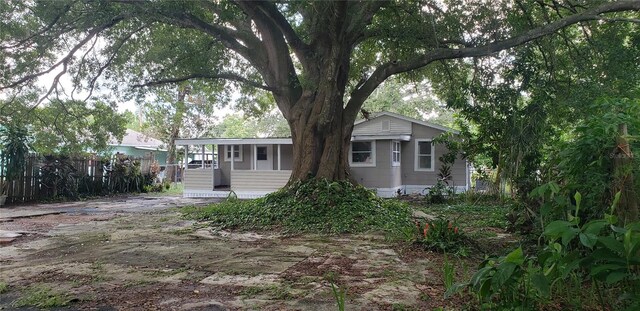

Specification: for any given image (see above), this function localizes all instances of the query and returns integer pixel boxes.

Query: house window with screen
[256,146,268,160]
[225,145,242,161]
[415,140,434,171]
[350,141,375,166]
[392,141,401,166]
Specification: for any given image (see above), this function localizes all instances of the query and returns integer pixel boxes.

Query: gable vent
[381,120,391,131]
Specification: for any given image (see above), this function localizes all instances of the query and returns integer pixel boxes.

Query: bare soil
[0,195,475,310]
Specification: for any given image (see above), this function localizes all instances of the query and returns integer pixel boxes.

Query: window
[224,145,243,161]
[256,146,268,160]
[415,139,434,171]
[392,141,401,166]
[350,141,376,166]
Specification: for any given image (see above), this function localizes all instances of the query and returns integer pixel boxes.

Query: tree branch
[0,15,126,91]
[83,25,148,101]
[0,1,76,50]
[344,0,640,122]
[252,1,311,61]
[132,73,274,92]
[233,1,303,112]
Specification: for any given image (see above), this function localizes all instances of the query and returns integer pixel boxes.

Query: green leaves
[182,178,413,234]
[504,247,525,265]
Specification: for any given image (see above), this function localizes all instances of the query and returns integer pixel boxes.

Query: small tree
[0,124,32,200]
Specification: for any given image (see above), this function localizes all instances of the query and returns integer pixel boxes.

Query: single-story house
[175,111,470,198]
[109,129,169,165]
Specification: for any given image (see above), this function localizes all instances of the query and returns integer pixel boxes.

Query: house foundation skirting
[183,185,469,200]
[183,190,271,199]
[373,186,404,198]
[403,185,468,196]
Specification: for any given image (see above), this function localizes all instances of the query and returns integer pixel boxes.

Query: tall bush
[0,124,32,181]
[551,98,640,220]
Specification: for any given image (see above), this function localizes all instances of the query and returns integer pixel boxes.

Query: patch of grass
[90,260,105,271]
[147,183,184,196]
[168,227,195,235]
[418,292,430,301]
[182,178,413,234]
[164,183,184,195]
[123,280,152,288]
[418,203,511,229]
[12,285,72,308]
[0,282,8,294]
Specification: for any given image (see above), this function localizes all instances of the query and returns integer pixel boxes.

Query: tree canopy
[1,96,127,154]
[2,0,639,182]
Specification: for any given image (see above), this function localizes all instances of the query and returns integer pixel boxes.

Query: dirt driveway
[1,195,457,310]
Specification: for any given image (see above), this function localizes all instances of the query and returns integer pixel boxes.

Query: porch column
[277,144,281,171]
[211,144,215,190]
[183,145,188,182]
[201,145,206,168]
[230,145,234,171]
[252,144,256,170]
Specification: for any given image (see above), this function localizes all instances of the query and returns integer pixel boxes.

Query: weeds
[442,254,455,291]
[330,282,346,311]
[12,285,72,308]
[448,191,640,310]
[0,282,8,294]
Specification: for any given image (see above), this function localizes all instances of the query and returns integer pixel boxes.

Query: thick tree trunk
[165,88,187,183]
[286,94,356,183]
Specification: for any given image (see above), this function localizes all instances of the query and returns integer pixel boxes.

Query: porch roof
[174,137,292,146]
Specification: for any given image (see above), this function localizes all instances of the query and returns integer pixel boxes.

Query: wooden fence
[1,153,156,205]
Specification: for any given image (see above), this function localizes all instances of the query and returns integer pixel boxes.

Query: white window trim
[391,141,401,167]
[414,139,435,172]
[224,145,243,162]
[349,140,376,167]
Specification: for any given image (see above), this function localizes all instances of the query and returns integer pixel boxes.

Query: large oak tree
[2,0,639,183]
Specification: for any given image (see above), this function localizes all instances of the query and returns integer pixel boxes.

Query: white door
[255,145,273,170]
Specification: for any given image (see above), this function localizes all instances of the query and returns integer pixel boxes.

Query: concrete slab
[0,209,62,220]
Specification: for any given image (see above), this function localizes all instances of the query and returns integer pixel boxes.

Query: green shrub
[183,178,412,234]
[412,218,467,255]
[449,191,640,310]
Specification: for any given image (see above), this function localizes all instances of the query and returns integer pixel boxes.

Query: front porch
[175,138,293,199]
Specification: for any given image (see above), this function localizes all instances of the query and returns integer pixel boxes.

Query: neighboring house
[109,129,169,166]
[175,111,470,198]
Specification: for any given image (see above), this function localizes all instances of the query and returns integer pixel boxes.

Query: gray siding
[218,144,253,185]
[353,115,411,136]
[217,144,293,185]
[350,140,402,188]
[401,123,467,187]
[231,170,291,191]
[270,144,294,170]
[279,144,294,170]
[184,169,214,190]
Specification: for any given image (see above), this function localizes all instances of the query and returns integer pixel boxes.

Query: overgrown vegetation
[183,179,412,234]
[39,154,159,200]
[448,191,640,310]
